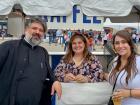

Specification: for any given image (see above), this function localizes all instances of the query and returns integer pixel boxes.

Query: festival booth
[0,0,140,105]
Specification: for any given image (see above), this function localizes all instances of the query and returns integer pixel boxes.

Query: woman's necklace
[73,57,84,67]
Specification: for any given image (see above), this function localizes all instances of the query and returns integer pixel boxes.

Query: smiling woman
[107,30,140,105]
[54,32,104,83]
[113,35,131,58]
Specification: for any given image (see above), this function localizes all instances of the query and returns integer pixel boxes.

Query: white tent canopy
[104,18,140,32]
[104,22,140,30]
[0,0,140,16]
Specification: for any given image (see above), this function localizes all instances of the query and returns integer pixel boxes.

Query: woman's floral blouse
[54,54,103,82]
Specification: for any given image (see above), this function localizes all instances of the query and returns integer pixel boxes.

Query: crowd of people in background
[1,28,140,52]
[0,28,139,53]
[132,32,140,44]
[45,29,112,51]
[44,29,140,52]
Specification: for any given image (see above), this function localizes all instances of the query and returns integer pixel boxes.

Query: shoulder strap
[112,71,121,92]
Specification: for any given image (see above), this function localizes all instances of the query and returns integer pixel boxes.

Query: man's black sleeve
[0,41,10,74]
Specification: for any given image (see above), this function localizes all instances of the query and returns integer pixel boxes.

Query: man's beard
[25,33,43,46]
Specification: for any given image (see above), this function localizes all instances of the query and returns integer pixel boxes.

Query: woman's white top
[109,55,140,105]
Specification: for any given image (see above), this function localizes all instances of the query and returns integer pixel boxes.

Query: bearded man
[0,17,62,105]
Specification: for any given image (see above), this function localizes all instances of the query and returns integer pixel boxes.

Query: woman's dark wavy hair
[109,30,137,84]
[63,32,91,63]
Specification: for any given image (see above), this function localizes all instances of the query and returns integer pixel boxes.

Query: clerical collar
[24,37,36,48]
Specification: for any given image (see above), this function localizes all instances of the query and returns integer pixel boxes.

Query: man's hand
[75,74,88,83]
[51,81,62,100]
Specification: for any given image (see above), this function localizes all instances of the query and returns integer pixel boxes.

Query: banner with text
[43,5,104,30]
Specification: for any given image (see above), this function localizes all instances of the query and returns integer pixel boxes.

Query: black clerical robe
[0,38,54,105]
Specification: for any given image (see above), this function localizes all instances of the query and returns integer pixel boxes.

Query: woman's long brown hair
[63,32,90,63]
[109,30,137,84]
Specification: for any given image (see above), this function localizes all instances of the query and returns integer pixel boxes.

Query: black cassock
[0,38,54,105]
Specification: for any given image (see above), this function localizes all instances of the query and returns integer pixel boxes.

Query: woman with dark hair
[54,32,103,83]
[108,30,140,105]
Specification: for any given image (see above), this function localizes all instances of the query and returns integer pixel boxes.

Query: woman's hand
[75,74,88,83]
[100,72,109,81]
[113,89,130,99]
[64,73,76,82]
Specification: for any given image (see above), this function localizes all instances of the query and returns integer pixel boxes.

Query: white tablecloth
[56,82,113,105]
